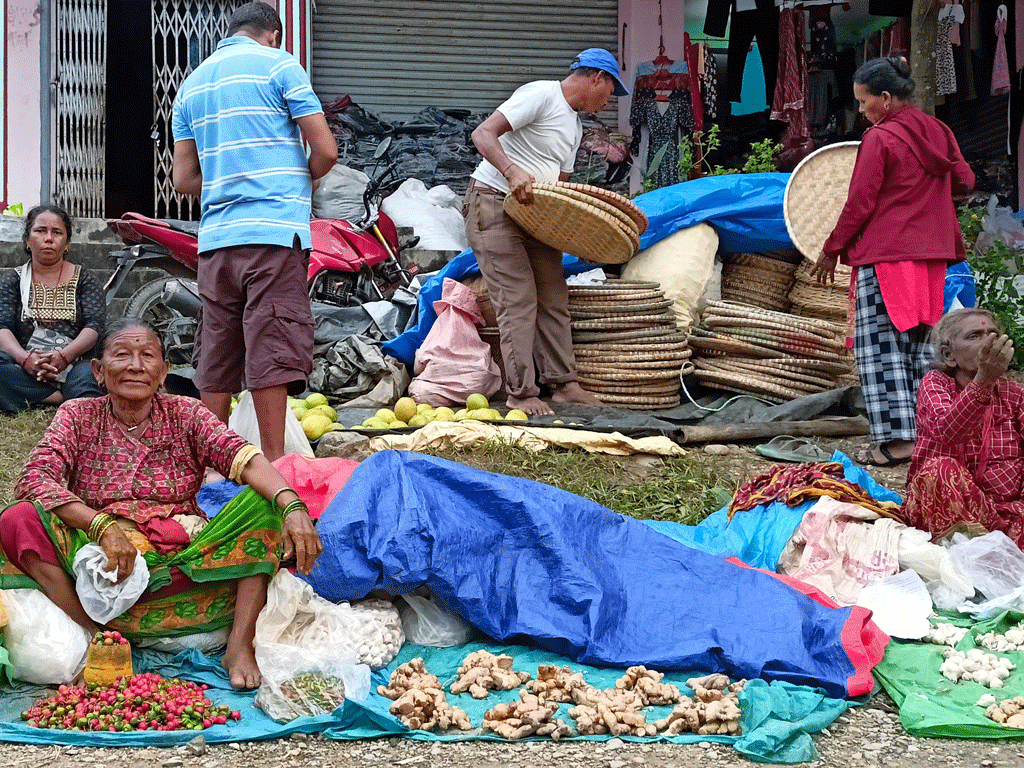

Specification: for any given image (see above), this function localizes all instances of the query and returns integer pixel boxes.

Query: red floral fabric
[15,394,248,521]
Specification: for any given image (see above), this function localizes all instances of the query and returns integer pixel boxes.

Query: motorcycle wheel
[124,278,196,366]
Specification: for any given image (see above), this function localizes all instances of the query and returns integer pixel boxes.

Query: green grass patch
[0,410,734,527]
[0,407,56,505]
[422,441,733,525]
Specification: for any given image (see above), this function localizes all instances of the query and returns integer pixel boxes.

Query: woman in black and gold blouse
[0,204,105,413]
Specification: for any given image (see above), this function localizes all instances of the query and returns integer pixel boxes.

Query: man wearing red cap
[466,49,629,416]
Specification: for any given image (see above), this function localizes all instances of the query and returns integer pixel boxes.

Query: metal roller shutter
[311,0,620,122]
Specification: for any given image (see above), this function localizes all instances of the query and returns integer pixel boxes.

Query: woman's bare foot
[221,633,262,689]
[551,382,602,406]
[507,395,553,416]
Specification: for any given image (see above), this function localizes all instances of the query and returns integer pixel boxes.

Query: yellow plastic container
[83,641,133,688]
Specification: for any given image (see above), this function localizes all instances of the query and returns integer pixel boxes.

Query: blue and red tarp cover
[305,450,887,700]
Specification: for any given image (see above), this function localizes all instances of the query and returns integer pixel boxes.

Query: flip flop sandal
[755,435,832,464]
[854,444,911,467]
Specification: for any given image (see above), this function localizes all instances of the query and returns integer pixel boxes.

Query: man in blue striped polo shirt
[171,1,336,466]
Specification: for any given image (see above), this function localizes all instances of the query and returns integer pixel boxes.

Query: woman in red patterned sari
[900,308,1024,546]
[0,318,322,688]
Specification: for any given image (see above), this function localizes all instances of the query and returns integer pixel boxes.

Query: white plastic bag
[380,178,468,252]
[948,531,1024,600]
[256,570,404,670]
[1,588,91,683]
[898,527,974,599]
[397,592,475,647]
[228,390,313,457]
[254,641,370,722]
[72,543,150,623]
[137,628,229,654]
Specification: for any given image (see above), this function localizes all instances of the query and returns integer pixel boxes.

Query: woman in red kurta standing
[811,56,975,467]
[901,309,1024,546]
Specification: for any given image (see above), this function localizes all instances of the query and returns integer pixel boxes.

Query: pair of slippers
[755,435,832,464]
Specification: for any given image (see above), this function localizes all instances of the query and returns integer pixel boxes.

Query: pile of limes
[288,392,345,440]
[355,395,528,431]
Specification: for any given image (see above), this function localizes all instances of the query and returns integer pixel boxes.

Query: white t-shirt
[472,80,583,194]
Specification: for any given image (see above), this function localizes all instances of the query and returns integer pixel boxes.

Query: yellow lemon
[301,413,333,440]
[291,406,309,421]
[408,414,430,427]
[328,423,346,431]
[359,417,388,430]
[376,408,396,424]
[311,404,337,422]
[466,393,489,411]
[454,408,469,420]
[434,407,456,421]
[393,397,418,423]
[416,403,433,414]
[506,409,528,421]
[305,392,329,408]
[553,419,565,424]
[390,419,408,428]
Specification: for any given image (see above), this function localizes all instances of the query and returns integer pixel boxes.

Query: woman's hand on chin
[975,333,1014,386]
[281,510,322,575]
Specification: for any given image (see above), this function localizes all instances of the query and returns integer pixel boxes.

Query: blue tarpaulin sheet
[305,451,886,700]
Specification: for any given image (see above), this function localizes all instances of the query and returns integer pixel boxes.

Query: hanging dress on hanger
[936,7,957,96]
[992,5,1011,96]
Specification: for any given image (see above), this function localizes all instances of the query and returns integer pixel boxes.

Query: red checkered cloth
[907,371,1024,504]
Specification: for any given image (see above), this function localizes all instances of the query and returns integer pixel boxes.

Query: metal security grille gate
[151,0,232,219]
[311,0,620,123]
[53,0,107,218]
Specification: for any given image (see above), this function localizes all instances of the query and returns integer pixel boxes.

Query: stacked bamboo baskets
[690,301,854,403]
[788,260,852,323]
[570,280,690,410]
[721,251,800,312]
[504,182,649,264]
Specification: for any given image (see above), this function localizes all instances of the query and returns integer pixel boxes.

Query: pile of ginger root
[377,657,471,732]
[482,689,572,740]
[653,673,746,736]
[450,649,532,698]
[985,696,1024,729]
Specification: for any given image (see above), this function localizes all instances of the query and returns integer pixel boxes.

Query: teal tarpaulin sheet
[0,641,852,762]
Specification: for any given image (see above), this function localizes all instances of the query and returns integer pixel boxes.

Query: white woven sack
[621,223,718,332]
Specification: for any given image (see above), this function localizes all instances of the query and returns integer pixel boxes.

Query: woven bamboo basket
[788,260,852,322]
[720,251,798,313]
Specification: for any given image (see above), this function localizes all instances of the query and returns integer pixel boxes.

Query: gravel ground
[2,700,1023,768]
[3,430,1021,765]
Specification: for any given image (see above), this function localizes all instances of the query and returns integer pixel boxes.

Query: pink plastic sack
[408,278,502,406]
[272,455,360,520]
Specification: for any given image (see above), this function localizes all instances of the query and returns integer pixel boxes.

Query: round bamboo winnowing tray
[784,141,860,262]
[554,181,649,235]
[504,188,637,264]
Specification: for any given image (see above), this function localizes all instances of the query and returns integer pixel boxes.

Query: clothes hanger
[651,1,672,67]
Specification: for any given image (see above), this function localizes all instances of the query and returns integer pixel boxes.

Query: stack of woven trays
[503,181,648,264]
[788,260,852,323]
[690,300,855,404]
[569,279,690,410]
[721,251,800,312]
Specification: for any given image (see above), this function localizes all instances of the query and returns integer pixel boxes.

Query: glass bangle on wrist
[271,487,295,510]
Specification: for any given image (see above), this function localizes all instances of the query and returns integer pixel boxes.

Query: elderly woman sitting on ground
[0,318,321,688]
[900,308,1023,546]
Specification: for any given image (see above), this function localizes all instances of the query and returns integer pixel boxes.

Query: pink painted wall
[618,0,687,130]
[5,0,43,208]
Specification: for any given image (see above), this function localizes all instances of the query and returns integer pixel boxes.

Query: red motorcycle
[103,141,416,364]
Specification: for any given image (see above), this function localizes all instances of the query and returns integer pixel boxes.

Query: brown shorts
[193,241,313,395]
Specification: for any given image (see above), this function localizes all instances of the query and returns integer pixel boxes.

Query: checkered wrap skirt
[854,266,934,444]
